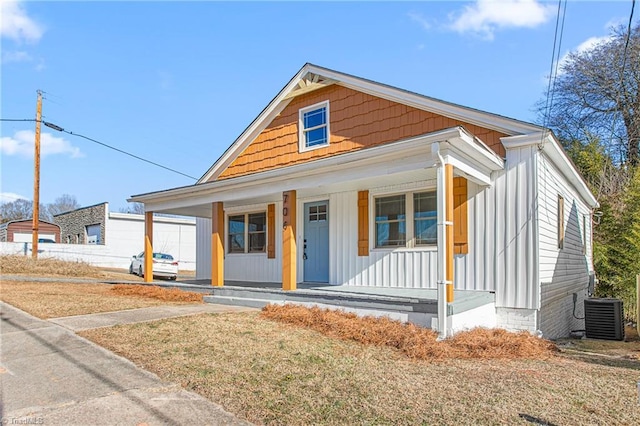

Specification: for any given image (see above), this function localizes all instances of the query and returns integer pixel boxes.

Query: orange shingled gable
[215,85,507,181]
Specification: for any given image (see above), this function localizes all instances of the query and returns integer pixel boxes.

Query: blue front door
[303,201,329,283]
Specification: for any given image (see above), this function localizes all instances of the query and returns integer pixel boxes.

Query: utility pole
[32,90,42,259]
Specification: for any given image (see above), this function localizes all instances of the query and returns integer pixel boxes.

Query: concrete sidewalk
[49,303,256,332]
[0,302,252,425]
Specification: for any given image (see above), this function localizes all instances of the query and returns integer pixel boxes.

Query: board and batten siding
[493,145,539,310]
[536,150,593,338]
[196,159,540,299]
[196,203,283,282]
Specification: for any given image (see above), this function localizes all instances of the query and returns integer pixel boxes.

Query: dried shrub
[261,304,557,360]
[110,284,203,303]
[0,255,104,277]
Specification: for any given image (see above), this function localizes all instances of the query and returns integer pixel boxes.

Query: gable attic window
[299,101,330,152]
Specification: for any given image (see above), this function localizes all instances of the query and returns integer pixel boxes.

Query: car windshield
[153,253,174,260]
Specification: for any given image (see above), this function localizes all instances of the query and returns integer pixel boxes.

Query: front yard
[81,311,640,425]
[2,255,639,425]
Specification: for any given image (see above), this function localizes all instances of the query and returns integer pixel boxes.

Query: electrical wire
[621,0,636,74]
[0,118,198,180]
[58,127,198,180]
[539,0,567,148]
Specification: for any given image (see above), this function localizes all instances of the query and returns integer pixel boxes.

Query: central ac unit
[584,298,624,341]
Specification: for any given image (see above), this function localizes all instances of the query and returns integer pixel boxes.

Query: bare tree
[47,194,80,217]
[119,202,145,214]
[540,23,640,165]
[0,199,50,223]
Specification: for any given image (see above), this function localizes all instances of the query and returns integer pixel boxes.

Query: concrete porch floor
[168,279,495,318]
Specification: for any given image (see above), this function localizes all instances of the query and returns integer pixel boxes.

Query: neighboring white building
[54,202,196,270]
[129,64,598,338]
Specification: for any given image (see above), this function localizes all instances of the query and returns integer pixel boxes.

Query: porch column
[434,142,452,338]
[211,202,224,286]
[282,190,297,291]
[445,164,454,303]
[144,211,153,283]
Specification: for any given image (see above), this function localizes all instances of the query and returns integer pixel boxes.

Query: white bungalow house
[130,64,598,339]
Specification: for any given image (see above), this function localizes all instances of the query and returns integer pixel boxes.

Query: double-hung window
[228,212,266,254]
[299,101,329,151]
[375,195,406,247]
[375,190,437,248]
[414,192,437,245]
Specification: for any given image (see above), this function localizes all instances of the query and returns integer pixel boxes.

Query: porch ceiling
[130,126,504,217]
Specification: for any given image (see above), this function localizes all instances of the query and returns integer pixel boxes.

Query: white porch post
[433,142,449,339]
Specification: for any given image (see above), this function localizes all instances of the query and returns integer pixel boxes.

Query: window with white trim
[375,195,406,247]
[299,101,329,151]
[375,190,437,248]
[414,192,437,245]
[228,212,266,254]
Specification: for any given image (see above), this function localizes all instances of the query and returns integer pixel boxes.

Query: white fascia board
[502,132,599,208]
[132,127,468,208]
[306,64,542,136]
[444,155,492,186]
[501,132,548,149]
[449,130,504,170]
[134,126,507,215]
[130,127,503,211]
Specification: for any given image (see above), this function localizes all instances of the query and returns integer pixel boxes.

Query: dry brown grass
[81,312,640,426]
[261,304,557,360]
[0,281,198,319]
[110,284,203,303]
[1,254,105,277]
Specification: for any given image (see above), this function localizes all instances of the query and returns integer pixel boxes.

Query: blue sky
[1,1,636,212]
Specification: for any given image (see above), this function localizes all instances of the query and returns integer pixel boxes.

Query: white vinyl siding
[194,144,593,329]
[537,152,593,338]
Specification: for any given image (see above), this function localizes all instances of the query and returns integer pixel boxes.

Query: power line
[0,118,198,180]
[621,0,636,74]
[540,0,568,147]
[54,125,198,181]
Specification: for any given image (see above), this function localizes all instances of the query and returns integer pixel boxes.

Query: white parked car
[129,252,178,280]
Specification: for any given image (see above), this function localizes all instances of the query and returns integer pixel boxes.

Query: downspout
[432,142,449,339]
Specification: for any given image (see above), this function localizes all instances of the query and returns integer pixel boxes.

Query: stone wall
[54,203,107,245]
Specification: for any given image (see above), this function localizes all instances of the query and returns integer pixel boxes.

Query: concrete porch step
[203,286,439,315]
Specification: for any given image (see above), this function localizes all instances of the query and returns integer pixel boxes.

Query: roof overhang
[197,63,540,184]
[130,127,504,217]
[501,132,599,208]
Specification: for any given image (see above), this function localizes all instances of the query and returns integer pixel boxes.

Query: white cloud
[0,192,29,203]
[0,0,45,43]
[557,35,613,74]
[449,0,554,40]
[0,130,83,159]
[1,50,32,63]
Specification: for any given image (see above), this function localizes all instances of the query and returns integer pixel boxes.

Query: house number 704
[283,193,289,217]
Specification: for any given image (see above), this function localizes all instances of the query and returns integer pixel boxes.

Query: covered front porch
[144,276,497,332]
[130,126,504,336]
